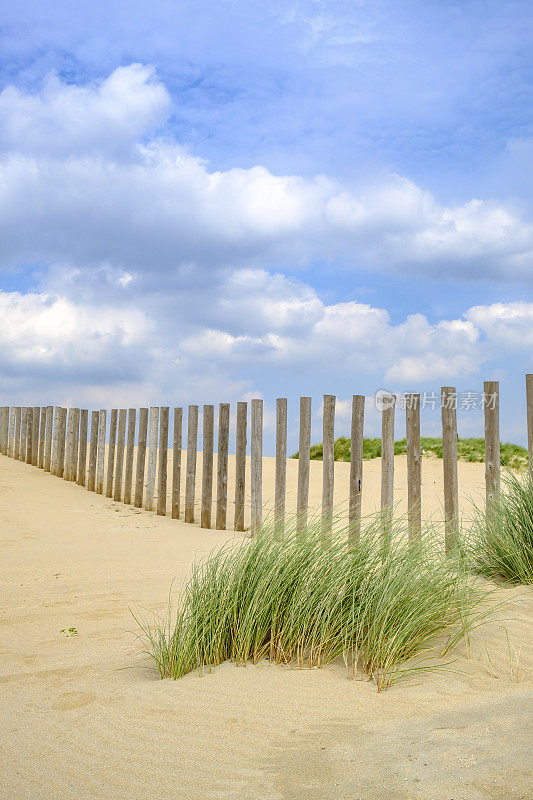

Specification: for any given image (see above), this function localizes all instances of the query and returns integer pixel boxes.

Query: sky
[0,0,532,451]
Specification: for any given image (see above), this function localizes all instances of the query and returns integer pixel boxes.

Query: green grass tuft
[136,513,493,691]
[293,436,528,469]
[467,471,533,585]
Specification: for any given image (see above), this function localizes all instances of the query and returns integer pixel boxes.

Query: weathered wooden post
[26,407,33,463]
[32,407,40,466]
[65,408,79,481]
[156,407,169,516]
[134,408,148,508]
[526,374,533,481]
[44,407,53,471]
[274,398,287,530]
[322,395,336,535]
[216,403,230,530]
[38,407,46,468]
[123,409,136,504]
[8,408,16,458]
[380,393,395,545]
[406,393,421,542]
[441,387,459,553]
[250,398,263,535]
[56,408,67,478]
[348,395,365,543]
[14,407,22,460]
[113,409,127,501]
[105,409,118,497]
[51,407,61,474]
[171,408,182,519]
[234,401,247,532]
[0,407,7,454]
[87,410,99,491]
[297,397,311,532]
[77,409,88,485]
[201,405,214,528]
[185,405,198,524]
[96,410,106,493]
[484,380,500,508]
[144,407,159,511]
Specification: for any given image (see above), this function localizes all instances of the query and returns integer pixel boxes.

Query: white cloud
[0,66,532,279]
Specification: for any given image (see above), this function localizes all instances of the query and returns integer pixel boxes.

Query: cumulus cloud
[0,66,532,279]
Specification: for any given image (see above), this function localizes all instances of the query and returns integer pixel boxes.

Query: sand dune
[1,454,531,800]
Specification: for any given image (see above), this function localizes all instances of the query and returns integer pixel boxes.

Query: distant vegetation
[292,437,528,470]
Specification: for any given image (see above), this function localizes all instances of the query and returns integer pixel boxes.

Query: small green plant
[60,627,78,636]
[135,512,493,691]
[293,437,528,469]
[467,471,533,585]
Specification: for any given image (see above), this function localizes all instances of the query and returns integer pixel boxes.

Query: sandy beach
[1,453,531,800]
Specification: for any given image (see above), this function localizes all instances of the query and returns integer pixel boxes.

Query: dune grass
[137,513,493,691]
[292,436,528,469]
[467,471,533,585]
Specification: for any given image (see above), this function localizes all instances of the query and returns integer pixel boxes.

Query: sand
[1,453,532,800]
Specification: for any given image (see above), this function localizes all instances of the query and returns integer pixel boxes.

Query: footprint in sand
[51,691,96,711]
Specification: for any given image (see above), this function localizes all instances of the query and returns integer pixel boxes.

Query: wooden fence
[1,376,532,546]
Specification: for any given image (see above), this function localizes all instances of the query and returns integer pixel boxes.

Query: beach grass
[467,471,533,585]
[292,436,528,469]
[137,513,493,691]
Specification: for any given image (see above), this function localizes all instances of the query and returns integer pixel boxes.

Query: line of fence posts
[1,375,531,545]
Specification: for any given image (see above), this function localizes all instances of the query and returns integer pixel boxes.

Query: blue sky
[0,0,532,450]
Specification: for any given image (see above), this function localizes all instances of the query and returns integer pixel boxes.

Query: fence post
[134,408,148,508]
[484,380,500,508]
[234,401,247,532]
[114,409,127,501]
[0,407,6,454]
[123,409,136,504]
[51,407,60,474]
[157,407,169,516]
[26,407,33,463]
[65,408,79,481]
[406,393,421,542]
[144,407,159,511]
[322,395,336,536]
[105,409,118,497]
[43,407,53,470]
[30,407,38,465]
[349,394,365,544]
[441,387,459,553]
[216,403,230,530]
[527,374,533,481]
[274,398,287,530]
[172,408,182,519]
[250,399,263,535]
[96,410,107,493]
[37,407,46,468]
[381,394,395,545]
[77,409,88,485]
[56,408,67,478]
[14,407,21,460]
[87,411,99,491]
[185,405,198,524]
[8,408,16,458]
[201,405,214,528]
[297,397,311,532]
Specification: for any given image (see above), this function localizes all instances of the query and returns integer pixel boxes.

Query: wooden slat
[113,409,127,501]
[322,394,335,535]
[441,387,458,553]
[380,394,395,545]
[297,397,311,532]
[50,407,61,473]
[106,409,118,497]
[14,407,21,460]
[43,407,53,470]
[87,410,99,492]
[96,409,107,494]
[123,409,136,504]
[26,406,33,463]
[250,398,263,535]
[77,409,88,485]
[31,407,39,466]
[274,398,287,529]
[144,407,159,511]
[156,407,169,516]
[56,408,67,478]
[201,405,214,528]
[348,395,365,543]
[171,408,182,519]
[216,403,230,530]
[484,380,500,507]
[134,408,148,508]
[234,401,247,532]
[38,407,46,468]
[185,405,198,524]
[406,393,421,542]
